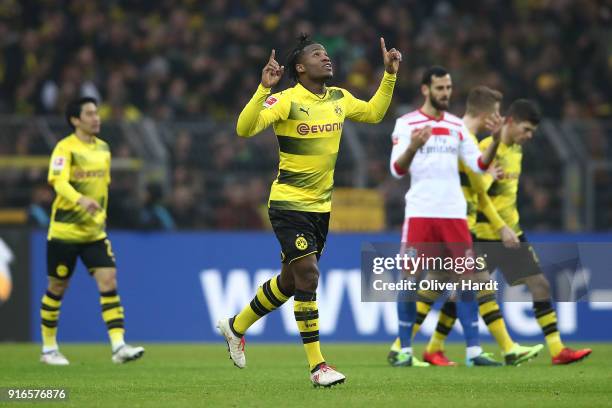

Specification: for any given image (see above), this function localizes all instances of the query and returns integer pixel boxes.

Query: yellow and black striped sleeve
[236,84,291,137]
[344,72,396,123]
[48,143,81,204]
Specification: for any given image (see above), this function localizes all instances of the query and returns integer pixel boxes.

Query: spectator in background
[0,0,610,231]
[28,183,53,227]
[168,184,209,229]
[138,183,175,230]
[172,130,198,168]
[0,1,608,121]
[215,180,264,230]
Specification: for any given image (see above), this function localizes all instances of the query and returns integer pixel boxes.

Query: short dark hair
[65,97,98,129]
[421,66,449,86]
[466,86,503,115]
[507,99,541,125]
[286,33,315,82]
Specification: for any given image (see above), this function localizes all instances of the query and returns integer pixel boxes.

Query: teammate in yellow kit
[217,34,401,387]
[40,97,144,365]
[472,99,591,365]
[420,88,543,366]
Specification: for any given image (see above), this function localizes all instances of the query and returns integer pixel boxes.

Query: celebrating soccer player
[217,34,401,387]
[387,67,502,367]
[471,99,592,364]
[421,87,543,366]
[40,97,144,365]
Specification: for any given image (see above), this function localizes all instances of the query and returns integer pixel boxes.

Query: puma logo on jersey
[299,107,310,116]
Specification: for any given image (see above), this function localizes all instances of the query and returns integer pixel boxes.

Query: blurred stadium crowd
[1,0,610,230]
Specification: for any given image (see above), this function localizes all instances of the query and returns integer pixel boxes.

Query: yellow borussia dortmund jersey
[47,134,110,242]
[473,136,522,239]
[459,131,506,231]
[237,72,396,212]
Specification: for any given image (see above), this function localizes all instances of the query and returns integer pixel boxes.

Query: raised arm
[345,38,401,123]
[477,112,504,168]
[460,113,503,173]
[236,49,289,137]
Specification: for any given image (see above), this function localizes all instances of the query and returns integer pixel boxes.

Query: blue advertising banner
[30,231,612,343]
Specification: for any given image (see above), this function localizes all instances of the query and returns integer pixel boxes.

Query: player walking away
[421,87,543,366]
[387,66,502,367]
[472,99,592,365]
[40,97,144,365]
[217,34,401,387]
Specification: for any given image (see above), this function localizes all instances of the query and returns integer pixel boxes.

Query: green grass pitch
[1,343,610,407]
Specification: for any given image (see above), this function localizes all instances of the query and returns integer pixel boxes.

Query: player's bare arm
[487,162,504,180]
[261,49,284,88]
[499,225,520,248]
[394,126,432,173]
[236,49,288,137]
[380,37,402,74]
[77,196,102,215]
[479,112,503,166]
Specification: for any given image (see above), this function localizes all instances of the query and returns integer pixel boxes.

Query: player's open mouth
[323,63,332,70]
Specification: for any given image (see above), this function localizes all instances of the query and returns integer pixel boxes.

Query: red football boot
[423,351,458,366]
[552,347,592,365]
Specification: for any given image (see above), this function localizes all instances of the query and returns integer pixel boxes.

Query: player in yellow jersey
[472,99,591,365]
[40,97,144,365]
[217,34,401,387]
[418,87,543,366]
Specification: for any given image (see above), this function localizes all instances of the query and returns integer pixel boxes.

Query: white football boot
[217,318,246,368]
[40,350,70,366]
[112,344,145,364]
[310,363,346,387]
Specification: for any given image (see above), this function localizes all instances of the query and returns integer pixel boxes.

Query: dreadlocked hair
[286,33,315,82]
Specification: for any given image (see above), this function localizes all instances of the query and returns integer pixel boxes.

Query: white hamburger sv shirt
[390,109,487,219]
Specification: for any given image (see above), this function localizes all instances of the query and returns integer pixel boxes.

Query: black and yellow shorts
[47,238,116,280]
[474,234,542,285]
[268,208,330,264]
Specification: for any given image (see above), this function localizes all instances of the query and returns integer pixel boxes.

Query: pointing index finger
[269,49,276,61]
[380,37,387,53]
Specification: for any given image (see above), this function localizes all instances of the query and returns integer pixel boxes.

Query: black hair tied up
[286,33,315,82]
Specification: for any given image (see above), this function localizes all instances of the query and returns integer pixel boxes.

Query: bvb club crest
[334,104,343,117]
[295,235,309,251]
[56,264,69,278]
